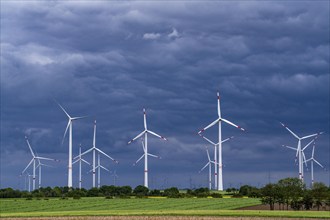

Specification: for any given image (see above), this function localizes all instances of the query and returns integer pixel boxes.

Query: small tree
[164,187,180,198]
[311,182,328,211]
[133,185,149,197]
[302,190,313,210]
[261,183,276,210]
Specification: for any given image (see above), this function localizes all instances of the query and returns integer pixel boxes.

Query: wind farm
[1,1,329,219]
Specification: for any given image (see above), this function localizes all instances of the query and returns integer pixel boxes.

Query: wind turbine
[198,92,245,191]
[111,170,118,186]
[88,152,110,188]
[73,145,91,189]
[280,122,323,182]
[35,155,55,189]
[21,136,58,191]
[77,120,118,188]
[56,101,86,188]
[199,134,234,189]
[199,147,217,190]
[128,108,167,188]
[305,142,325,187]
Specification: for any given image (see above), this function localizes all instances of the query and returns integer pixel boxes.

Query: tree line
[1,178,329,211]
[0,185,220,199]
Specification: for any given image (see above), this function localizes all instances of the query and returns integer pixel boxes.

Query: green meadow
[1,197,329,218]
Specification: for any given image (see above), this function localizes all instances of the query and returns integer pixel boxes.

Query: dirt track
[1,217,323,220]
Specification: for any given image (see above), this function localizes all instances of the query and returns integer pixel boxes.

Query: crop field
[1,198,329,219]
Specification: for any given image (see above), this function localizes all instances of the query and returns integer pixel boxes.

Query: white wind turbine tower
[280,122,323,182]
[132,138,161,184]
[88,152,110,188]
[24,173,33,192]
[128,108,167,188]
[73,145,91,189]
[111,170,118,186]
[199,147,217,190]
[57,101,86,188]
[21,136,58,191]
[35,155,56,189]
[305,141,324,187]
[77,120,118,188]
[198,92,245,191]
[199,134,234,189]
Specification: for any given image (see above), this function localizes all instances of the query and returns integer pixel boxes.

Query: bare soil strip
[1,217,322,220]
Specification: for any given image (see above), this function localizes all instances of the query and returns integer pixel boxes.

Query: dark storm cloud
[1,1,329,189]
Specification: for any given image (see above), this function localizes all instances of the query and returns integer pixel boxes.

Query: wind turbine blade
[302,151,307,167]
[81,159,91,165]
[147,153,160,158]
[199,134,216,145]
[35,156,58,161]
[217,91,221,117]
[301,132,323,140]
[305,158,312,163]
[25,136,35,157]
[100,165,110,172]
[143,108,147,130]
[96,147,118,163]
[72,116,88,120]
[62,120,70,145]
[312,144,315,157]
[141,139,146,153]
[199,162,210,173]
[22,159,34,174]
[76,148,93,159]
[221,136,234,144]
[282,145,297,151]
[313,159,324,168]
[302,138,316,151]
[221,118,245,131]
[206,148,211,162]
[134,154,145,165]
[56,101,71,118]
[148,130,167,141]
[280,122,299,139]
[128,131,145,144]
[210,161,219,165]
[198,118,219,134]
[40,163,54,168]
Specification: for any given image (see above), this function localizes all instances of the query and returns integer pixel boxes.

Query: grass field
[0,197,329,219]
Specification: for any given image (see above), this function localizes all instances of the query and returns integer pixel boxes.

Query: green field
[1,197,329,218]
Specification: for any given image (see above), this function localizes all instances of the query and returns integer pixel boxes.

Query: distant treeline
[1,178,329,211]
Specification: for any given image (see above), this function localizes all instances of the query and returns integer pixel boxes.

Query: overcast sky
[1,1,329,190]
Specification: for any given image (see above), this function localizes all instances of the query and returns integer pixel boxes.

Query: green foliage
[163,187,180,198]
[149,189,162,196]
[133,185,149,197]
[260,183,276,210]
[311,182,328,211]
[302,190,313,210]
[239,185,260,198]
[0,188,22,198]
[210,193,222,198]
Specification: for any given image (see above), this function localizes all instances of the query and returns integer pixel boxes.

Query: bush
[210,193,223,198]
[164,187,180,198]
[133,185,149,197]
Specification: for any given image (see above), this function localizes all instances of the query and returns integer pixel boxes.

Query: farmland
[1,197,329,219]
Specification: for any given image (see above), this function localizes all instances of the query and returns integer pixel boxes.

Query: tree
[133,185,149,197]
[261,184,276,210]
[164,187,180,198]
[302,189,313,210]
[277,178,304,210]
[311,182,328,211]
